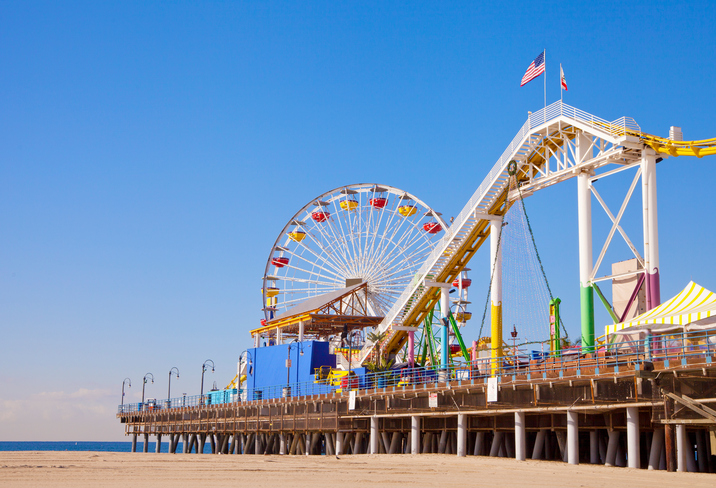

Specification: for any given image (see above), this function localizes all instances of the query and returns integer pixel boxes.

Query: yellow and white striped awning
[605,281,716,336]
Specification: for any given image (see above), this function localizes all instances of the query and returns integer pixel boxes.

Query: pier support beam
[532,429,546,460]
[335,433,343,456]
[649,428,664,470]
[411,416,420,454]
[370,417,379,454]
[155,434,162,453]
[567,410,578,465]
[457,413,467,457]
[474,431,485,456]
[676,425,686,472]
[514,412,526,461]
[183,433,189,454]
[626,407,640,468]
[589,430,598,464]
[605,430,619,466]
[131,434,137,453]
[143,433,149,453]
[280,433,287,455]
[489,432,503,457]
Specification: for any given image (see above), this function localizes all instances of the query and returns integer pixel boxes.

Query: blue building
[244,340,337,400]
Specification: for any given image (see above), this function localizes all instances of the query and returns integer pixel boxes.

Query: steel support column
[490,218,503,373]
[411,416,420,454]
[370,417,379,454]
[626,407,640,468]
[515,412,526,461]
[578,170,595,353]
[457,413,467,457]
[641,149,660,309]
[567,410,578,465]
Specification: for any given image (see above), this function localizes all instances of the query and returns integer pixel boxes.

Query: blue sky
[1,1,714,440]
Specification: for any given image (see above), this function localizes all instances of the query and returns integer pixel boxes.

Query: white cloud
[0,387,125,441]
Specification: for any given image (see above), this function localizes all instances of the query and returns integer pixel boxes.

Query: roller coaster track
[358,100,716,365]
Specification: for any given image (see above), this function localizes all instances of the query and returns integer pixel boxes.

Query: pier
[119,333,716,472]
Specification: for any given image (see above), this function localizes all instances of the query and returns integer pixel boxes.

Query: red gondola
[260,319,267,327]
[312,211,330,222]
[423,222,442,234]
[271,257,289,268]
[452,278,472,288]
[369,197,387,209]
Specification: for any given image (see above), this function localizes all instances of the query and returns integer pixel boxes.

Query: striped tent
[605,281,716,336]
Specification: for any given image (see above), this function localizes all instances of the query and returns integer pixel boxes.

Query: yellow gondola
[398,204,417,217]
[288,230,306,242]
[340,199,359,211]
[455,312,472,322]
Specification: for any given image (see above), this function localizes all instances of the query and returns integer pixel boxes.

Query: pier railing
[118,329,715,414]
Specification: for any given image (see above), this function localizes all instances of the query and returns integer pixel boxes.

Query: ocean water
[0,441,157,453]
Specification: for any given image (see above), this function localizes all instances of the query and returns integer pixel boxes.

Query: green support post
[580,285,595,353]
[549,298,562,355]
[447,311,471,362]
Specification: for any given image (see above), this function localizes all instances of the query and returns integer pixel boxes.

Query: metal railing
[119,330,714,414]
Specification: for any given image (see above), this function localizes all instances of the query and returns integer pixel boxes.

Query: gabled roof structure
[251,282,383,340]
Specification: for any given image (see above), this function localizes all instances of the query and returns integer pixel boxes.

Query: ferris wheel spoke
[273,275,339,287]
[363,207,392,275]
[322,210,359,277]
[329,198,358,274]
[369,208,411,268]
[368,219,426,274]
[304,216,355,276]
[276,247,346,281]
[296,228,353,278]
[279,287,339,295]
[369,235,435,280]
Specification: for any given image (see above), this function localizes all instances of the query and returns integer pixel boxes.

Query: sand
[0,452,714,487]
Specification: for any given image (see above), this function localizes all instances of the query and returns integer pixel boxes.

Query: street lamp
[285,339,304,397]
[168,367,180,402]
[142,373,154,404]
[121,378,131,407]
[200,360,215,398]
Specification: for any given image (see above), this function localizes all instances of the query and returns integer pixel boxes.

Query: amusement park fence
[118,329,715,414]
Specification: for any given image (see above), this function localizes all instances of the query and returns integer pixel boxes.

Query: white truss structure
[359,100,662,363]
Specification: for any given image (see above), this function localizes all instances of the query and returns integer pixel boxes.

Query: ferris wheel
[262,184,448,322]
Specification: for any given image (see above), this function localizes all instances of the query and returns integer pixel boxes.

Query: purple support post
[408,331,415,367]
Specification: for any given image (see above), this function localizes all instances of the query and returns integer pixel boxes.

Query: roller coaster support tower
[356,100,716,370]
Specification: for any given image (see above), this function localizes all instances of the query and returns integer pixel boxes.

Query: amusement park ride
[234,100,716,394]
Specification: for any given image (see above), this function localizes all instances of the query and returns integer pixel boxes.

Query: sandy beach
[0,452,714,488]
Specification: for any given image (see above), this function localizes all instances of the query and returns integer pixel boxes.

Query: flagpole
[543,49,547,122]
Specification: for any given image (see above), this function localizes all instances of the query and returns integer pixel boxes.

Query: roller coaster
[255,99,716,376]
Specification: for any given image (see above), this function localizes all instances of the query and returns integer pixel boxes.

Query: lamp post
[167,367,180,403]
[200,360,215,398]
[121,378,131,408]
[142,373,154,405]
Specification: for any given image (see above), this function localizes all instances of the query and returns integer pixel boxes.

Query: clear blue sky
[1,1,714,441]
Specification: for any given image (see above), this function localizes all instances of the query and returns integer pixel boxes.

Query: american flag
[560,64,568,91]
[520,51,545,87]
